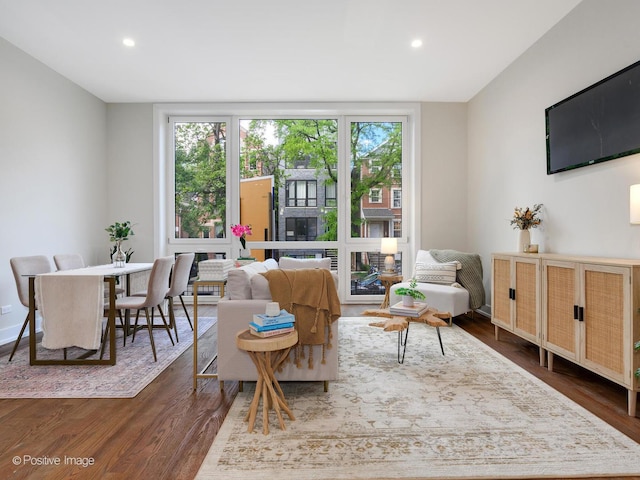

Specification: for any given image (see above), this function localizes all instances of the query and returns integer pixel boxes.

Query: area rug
[196,317,640,479]
[0,316,216,398]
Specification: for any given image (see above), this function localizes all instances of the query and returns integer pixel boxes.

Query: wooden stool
[235,329,298,434]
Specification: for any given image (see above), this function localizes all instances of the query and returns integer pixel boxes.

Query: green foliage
[316,208,337,241]
[635,341,640,379]
[105,221,134,242]
[395,278,426,300]
[174,122,227,238]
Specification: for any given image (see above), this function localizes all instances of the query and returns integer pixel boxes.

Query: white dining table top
[38,262,154,277]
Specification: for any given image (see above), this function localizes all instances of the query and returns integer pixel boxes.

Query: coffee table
[362,307,451,363]
[235,329,298,434]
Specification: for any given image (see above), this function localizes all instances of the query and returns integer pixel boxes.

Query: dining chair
[166,252,195,342]
[131,253,195,343]
[114,256,175,361]
[53,253,85,270]
[9,255,52,361]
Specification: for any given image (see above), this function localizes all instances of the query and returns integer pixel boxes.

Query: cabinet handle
[573,305,579,320]
[509,288,516,300]
[578,306,584,322]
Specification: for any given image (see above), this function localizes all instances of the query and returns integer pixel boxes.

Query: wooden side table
[235,329,298,434]
[378,273,403,309]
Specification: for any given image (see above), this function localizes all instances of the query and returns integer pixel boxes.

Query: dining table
[28,262,153,365]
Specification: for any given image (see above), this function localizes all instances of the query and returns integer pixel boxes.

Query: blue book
[252,310,295,327]
[249,321,295,332]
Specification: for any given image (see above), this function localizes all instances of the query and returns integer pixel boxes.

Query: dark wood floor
[0,304,638,480]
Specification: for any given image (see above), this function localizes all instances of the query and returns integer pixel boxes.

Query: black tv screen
[546,59,640,175]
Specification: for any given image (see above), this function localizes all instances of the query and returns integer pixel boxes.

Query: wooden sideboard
[492,252,640,416]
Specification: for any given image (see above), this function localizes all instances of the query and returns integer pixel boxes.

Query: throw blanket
[261,269,341,368]
[430,249,485,310]
[35,274,104,350]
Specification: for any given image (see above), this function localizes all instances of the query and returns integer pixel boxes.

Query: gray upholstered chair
[114,256,174,361]
[53,253,85,270]
[165,252,195,342]
[131,253,194,342]
[9,255,52,361]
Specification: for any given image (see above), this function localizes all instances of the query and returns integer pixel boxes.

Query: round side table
[235,329,298,434]
[378,273,403,309]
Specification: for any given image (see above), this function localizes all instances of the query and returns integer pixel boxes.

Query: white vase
[402,295,414,307]
[517,229,530,253]
[239,248,251,258]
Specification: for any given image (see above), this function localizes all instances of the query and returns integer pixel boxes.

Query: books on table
[249,325,295,338]
[249,309,296,338]
[389,301,429,318]
[252,309,295,327]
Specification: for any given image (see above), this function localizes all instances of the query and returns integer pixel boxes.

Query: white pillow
[226,269,251,299]
[279,257,331,270]
[251,274,271,299]
[414,261,457,285]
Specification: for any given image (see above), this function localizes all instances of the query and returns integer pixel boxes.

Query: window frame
[154,103,421,304]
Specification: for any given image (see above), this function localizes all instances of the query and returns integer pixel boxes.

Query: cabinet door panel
[545,263,577,359]
[492,258,511,329]
[583,268,625,378]
[514,261,537,339]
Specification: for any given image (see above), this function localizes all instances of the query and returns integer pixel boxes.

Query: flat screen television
[546,59,640,175]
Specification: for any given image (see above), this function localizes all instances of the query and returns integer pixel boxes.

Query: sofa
[217,257,340,392]
[388,249,485,321]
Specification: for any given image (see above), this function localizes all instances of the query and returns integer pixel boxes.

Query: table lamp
[380,238,397,273]
[631,184,640,224]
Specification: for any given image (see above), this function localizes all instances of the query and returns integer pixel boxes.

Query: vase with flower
[510,204,543,253]
[230,224,252,258]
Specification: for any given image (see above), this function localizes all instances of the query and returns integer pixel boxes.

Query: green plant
[105,220,135,242]
[395,278,426,300]
[635,340,640,379]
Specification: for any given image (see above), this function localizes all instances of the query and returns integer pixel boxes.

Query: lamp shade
[380,237,398,254]
[631,184,640,224]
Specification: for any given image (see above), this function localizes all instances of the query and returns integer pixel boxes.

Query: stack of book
[389,300,429,318]
[249,309,295,338]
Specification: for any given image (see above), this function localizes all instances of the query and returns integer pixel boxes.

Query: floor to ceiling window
[156,103,420,303]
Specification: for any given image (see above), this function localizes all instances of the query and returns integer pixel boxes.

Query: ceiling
[0,0,582,104]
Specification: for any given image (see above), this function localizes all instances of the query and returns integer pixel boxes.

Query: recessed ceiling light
[122,38,135,47]
[411,39,423,48]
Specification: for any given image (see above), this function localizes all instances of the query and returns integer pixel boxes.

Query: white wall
[420,102,468,251]
[0,37,108,345]
[106,104,155,263]
[468,0,640,306]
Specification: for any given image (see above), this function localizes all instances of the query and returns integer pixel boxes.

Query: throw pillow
[279,257,331,270]
[414,261,457,285]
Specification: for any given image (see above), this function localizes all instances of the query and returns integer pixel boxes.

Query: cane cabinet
[491,253,543,365]
[492,252,640,416]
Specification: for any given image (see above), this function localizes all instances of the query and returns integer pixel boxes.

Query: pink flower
[230,224,252,249]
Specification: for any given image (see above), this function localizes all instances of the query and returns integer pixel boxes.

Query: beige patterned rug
[196,317,640,479]
[0,316,216,398]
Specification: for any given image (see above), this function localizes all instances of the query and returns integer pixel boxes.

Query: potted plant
[635,340,640,379]
[395,278,425,307]
[230,224,252,258]
[510,203,543,252]
[106,220,135,267]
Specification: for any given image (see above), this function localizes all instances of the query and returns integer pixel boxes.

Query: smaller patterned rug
[196,317,640,479]
[0,316,216,398]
